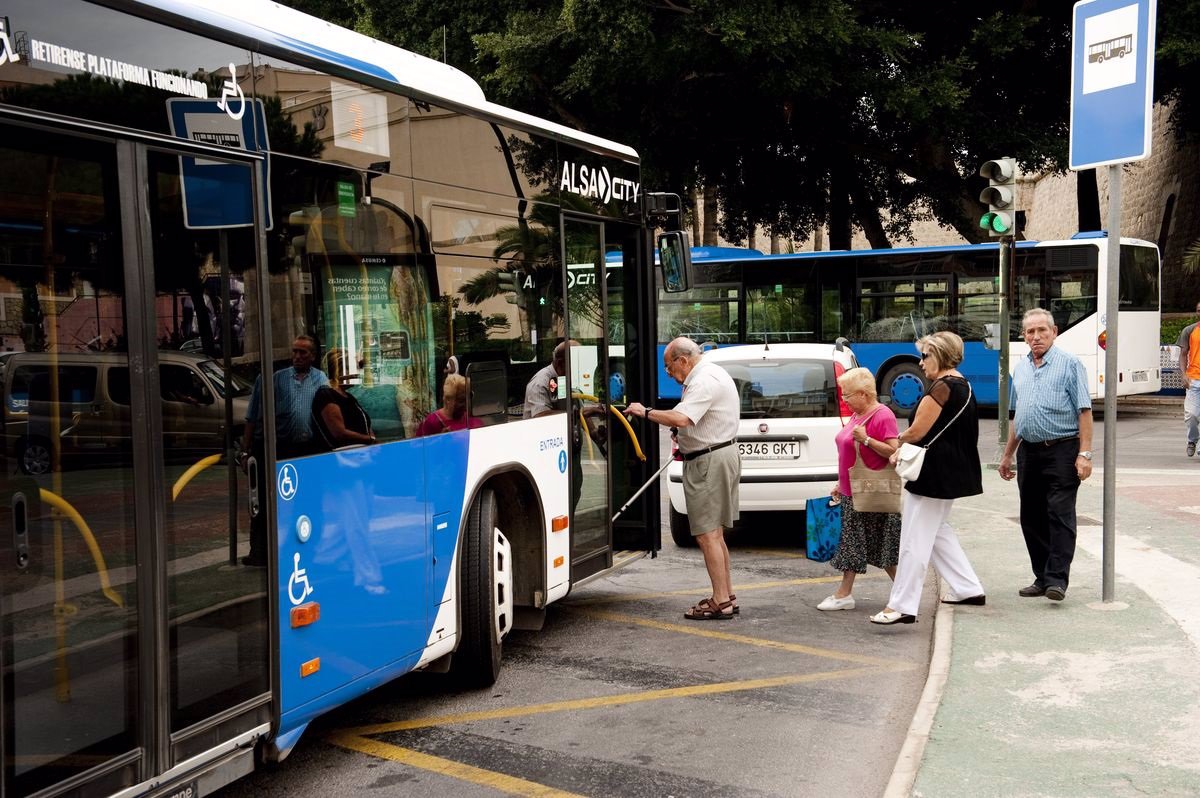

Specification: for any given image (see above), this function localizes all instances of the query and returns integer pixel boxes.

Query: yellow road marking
[328,732,586,797]
[339,666,897,737]
[572,607,912,667]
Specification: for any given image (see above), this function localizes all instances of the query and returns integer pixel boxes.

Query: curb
[882,576,952,798]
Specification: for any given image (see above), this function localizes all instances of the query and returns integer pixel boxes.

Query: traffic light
[978,157,1017,237]
[496,269,527,309]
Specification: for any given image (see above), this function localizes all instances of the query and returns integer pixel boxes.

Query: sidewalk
[897,470,1200,797]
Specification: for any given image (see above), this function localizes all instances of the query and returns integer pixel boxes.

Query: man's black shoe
[1018,583,1046,597]
[1044,585,1067,601]
[240,555,267,568]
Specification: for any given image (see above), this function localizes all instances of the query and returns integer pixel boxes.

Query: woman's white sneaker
[817,594,855,611]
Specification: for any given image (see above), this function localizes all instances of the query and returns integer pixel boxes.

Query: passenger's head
[324,348,351,383]
[664,337,702,384]
[551,340,579,376]
[837,367,877,403]
[1021,308,1058,357]
[442,373,468,418]
[916,331,964,372]
[292,335,318,372]
[444,354,459,376]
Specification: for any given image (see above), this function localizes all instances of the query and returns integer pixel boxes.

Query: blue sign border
[1068,0,1156,170]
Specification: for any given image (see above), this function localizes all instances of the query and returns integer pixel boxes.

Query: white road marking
[1077,526,1200,655]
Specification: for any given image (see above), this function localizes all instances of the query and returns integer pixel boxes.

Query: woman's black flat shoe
[941,594,986,606]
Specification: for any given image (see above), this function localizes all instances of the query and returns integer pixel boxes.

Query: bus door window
[1014,247,1098,333]
[745,264,820,343]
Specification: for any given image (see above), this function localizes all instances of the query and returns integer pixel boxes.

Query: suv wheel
[669,506,697,548]
[18,436,52,475]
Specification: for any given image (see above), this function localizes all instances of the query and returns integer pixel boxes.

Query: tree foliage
[285,0,1197,247]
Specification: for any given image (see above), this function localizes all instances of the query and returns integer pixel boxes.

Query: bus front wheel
[451,488,511,687]
[669,506,697,548]
[881,362,927,418]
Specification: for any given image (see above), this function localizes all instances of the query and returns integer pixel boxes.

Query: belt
[681,440,734,461]
[1029,435,1078,447]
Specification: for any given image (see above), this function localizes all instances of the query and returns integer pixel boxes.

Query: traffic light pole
[1101,166,1121,603]
[996,236,1011,448]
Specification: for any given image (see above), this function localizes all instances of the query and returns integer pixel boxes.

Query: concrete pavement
[891,464,1200,797]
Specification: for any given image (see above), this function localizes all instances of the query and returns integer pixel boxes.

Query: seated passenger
[313,349,376,449]
[417,373,478,435]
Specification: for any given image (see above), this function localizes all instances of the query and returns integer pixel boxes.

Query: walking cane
[612,454,676,523]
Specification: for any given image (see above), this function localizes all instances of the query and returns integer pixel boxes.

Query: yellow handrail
[571,393,646,462]
[172,453,223,501]
[38,489,123,608]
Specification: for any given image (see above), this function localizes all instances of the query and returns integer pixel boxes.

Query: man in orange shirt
[1177,301,1200,457]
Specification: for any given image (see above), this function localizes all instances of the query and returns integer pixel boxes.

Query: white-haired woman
[818,367,901,612]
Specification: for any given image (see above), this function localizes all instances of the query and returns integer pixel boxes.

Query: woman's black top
[312,386,372,449]
[904,375,982,500]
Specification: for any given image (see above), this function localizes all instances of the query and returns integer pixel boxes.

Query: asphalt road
[216,401,1185,797]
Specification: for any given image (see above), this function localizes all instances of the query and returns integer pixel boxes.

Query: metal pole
[997,236,1011,446]
[1102,165,1121,603]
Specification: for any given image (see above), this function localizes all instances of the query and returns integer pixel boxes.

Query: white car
[666,341,858,546]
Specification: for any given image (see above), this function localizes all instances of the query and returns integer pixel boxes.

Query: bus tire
[880,362,927,419]
[669,506,697,548]
[451,488,504,688]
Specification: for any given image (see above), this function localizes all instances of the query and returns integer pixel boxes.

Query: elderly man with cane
[625,337,741,620]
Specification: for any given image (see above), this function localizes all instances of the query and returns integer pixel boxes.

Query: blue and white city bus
[0,2,666,795]
[656,236,1162,415]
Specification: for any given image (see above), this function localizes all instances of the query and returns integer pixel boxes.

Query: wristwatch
[1078,451,1093,460]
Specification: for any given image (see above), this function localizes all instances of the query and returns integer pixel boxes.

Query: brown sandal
[729,593,739,614]
[684,597,734,621]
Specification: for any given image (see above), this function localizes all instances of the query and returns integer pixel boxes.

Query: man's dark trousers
[1016,440,1081,589]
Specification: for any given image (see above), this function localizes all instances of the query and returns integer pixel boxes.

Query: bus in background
[0,2,670,795]
[656,234,1162,415]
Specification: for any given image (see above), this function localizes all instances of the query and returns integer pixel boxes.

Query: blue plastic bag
[805,497,842,562]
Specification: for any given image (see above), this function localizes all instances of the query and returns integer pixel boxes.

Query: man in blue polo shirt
[998,308,1094,602]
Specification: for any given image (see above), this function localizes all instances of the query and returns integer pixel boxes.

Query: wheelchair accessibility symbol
[288,552,314,605]
[278,463,298,501]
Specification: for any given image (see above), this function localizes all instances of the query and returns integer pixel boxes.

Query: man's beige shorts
[682,445,741,534]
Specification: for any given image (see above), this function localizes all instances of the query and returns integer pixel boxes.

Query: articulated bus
[0,2,667,795]
[656,235,1162,415]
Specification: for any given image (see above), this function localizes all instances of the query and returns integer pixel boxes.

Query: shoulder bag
[846,407,902,514]
[894,381,972,482]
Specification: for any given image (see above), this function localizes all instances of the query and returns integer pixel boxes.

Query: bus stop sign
[167,97,273,229]
[1069,0,1157,170]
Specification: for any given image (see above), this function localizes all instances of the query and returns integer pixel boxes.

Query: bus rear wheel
[881,362,927,419]
[451,487,513,688]
[669,506,697,548]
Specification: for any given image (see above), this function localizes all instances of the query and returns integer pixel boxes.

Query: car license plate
[738,441,799,459]
[1132,370,1149,382]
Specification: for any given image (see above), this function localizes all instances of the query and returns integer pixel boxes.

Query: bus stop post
[1102,166,1121,603]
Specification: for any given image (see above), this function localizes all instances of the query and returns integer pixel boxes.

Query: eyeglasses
[919,352,929,361]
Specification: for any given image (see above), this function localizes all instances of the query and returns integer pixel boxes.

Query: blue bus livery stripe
[275,431,469,731]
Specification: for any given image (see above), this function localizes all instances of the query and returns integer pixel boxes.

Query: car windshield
[198,360,252,398]
[717,358,837,419]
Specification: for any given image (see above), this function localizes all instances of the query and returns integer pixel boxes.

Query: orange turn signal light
[553,555,564,568]
[290,602,320,628]
[551,515,569,532]
[300,657,320,677]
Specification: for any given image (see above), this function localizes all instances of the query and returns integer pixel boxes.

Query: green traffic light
[980,211,1012,235]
